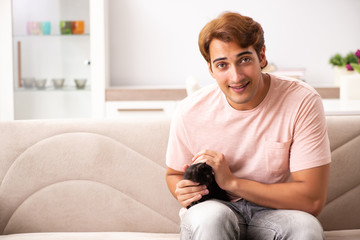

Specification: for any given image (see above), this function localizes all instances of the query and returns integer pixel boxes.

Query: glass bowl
[52,78,65,89]
[35,79,47,90]
[74,79,87,89]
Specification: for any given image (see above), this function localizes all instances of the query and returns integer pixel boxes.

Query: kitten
[183,162,229,209]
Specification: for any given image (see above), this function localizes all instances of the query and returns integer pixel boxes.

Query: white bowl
[74,79,87,89]
[52,78,65,89]
[22,78,35,89]
[35,79,47,89]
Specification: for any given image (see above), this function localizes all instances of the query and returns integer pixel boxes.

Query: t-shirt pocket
[265,139,292,177]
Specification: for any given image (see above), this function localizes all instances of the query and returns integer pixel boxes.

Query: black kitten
[183,163,229,209]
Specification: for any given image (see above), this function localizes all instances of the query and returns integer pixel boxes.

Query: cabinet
[0,0,108,120]
[104,87,187,119]
[106,101,178,119]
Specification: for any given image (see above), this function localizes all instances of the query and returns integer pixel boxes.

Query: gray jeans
[180,199,324,240]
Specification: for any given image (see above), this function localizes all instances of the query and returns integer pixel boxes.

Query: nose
[228,65,245,83]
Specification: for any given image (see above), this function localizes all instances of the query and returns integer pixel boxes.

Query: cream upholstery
[0,116,359,239]
[317,115,360,232]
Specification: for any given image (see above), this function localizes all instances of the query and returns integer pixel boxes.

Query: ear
[259,46,267,69]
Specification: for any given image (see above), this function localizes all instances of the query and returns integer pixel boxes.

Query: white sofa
[0,115,359,239]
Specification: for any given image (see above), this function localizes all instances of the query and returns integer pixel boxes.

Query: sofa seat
[0,232,180,240]
[324,229,360,240]
[1,230,360,240]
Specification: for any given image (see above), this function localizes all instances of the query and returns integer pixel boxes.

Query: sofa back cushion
[0,118,181,234]
[317,115,360,231]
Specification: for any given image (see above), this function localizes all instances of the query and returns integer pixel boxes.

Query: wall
[109,0,360,87]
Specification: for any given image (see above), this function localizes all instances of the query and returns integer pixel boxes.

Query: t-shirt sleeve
[290,94,331,172]
[166,108,194,172]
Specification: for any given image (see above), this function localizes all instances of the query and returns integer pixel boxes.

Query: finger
[175,184,206,197]
[192,153,215,165]
[179,189,209,208]
[176,179,199,188]
[192,149,216,162]
[182,193,202,208]
[192,158,207,165]
[175,183,208,202]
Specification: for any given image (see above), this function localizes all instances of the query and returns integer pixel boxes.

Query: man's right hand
[175,179,209,208]
[165,167,209,208]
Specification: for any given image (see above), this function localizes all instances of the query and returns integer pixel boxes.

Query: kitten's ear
[183,164,190,172]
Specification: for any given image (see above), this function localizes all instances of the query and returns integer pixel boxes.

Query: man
[165,12,331,239]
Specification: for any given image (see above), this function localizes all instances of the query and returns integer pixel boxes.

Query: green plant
[329,54,345,67]
[329,49,360,73]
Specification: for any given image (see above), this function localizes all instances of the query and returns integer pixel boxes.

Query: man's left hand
[192,149,235,190]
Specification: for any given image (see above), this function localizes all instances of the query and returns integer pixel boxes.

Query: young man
[165,12,331,239]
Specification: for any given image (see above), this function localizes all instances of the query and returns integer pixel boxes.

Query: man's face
[208,39,268,111]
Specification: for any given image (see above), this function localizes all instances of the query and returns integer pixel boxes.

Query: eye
[216,62,227,69]
[240,57,251,63]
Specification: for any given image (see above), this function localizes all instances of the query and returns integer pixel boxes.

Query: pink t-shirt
[166,74,331,185]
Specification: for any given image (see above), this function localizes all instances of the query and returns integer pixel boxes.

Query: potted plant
[329,50,360,86]
[329,49,360,99]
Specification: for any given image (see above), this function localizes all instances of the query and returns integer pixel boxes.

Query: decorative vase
[333,66,355,87]
[339,73,360,100]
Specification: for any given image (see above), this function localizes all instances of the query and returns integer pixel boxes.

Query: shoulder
[270,74,319,99]
[266,74,324,121]
[268,74,322,111]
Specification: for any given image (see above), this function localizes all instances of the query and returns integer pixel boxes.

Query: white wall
[109,0,360,87]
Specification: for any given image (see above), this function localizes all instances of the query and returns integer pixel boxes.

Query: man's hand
[192,149,235,189]
[175,179,208,208]
[165,167,209,208]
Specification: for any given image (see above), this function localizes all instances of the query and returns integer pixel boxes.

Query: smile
[229,81,250,93]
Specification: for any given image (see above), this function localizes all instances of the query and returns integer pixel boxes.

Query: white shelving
[0,0,108,120]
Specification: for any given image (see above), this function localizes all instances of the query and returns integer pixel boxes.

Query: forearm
[228,179,321,215]
[165,170,183,199]
[225,165,330,216]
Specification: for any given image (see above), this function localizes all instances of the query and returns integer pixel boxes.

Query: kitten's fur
[183,163,229,209]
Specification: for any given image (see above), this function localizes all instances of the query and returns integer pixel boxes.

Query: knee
[181,200,240,239]
[283,211,324,239]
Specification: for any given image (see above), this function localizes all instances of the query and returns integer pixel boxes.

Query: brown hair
[199,12,265,64]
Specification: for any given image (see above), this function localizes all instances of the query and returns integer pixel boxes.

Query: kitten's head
[183,163,214,187]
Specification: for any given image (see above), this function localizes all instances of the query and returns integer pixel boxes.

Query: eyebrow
[212,51,253,64]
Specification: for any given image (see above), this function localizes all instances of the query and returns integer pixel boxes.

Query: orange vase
[72,21,84,34]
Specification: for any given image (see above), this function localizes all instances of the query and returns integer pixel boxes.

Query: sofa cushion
[0,232,180,240]
[324,229,360,240]
[317,116,360,231]
[1,230,360,240]
[0,119,181,234]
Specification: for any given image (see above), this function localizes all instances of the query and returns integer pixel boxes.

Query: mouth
[229,81,250,93]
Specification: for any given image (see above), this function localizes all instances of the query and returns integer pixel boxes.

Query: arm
[227,164,330,216]
[193,150,330,216]
[165,167,209,208]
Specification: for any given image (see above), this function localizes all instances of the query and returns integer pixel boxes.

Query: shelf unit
[0,0,109,120]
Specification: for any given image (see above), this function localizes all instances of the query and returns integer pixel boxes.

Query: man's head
[198,12,269,111]
[198,12,266,68]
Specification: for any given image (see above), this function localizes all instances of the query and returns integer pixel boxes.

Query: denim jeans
[180,199,324,240]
